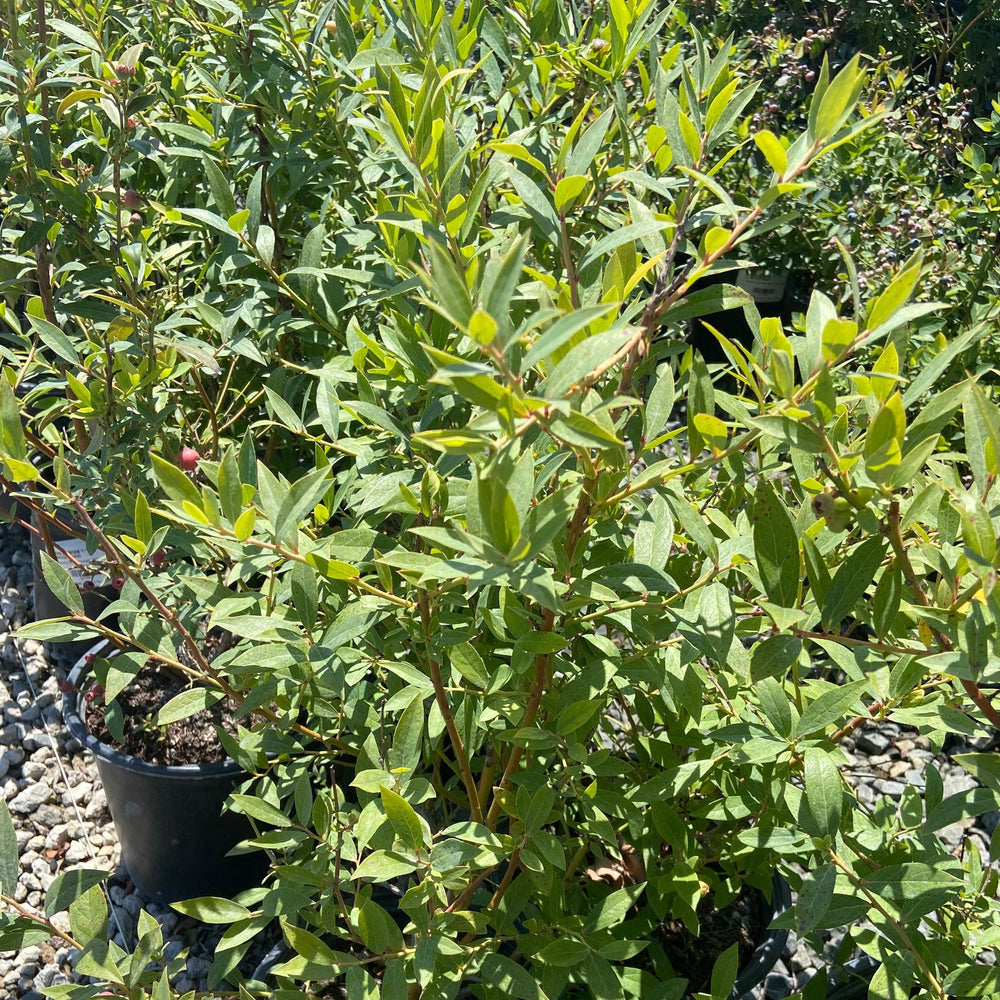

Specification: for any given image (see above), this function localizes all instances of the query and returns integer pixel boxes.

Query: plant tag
[50,537,110,587]
[737,268,788,303]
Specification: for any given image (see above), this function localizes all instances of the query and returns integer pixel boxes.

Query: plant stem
[0,893,82,950]
[886,500,1000,730]
[827,849,947,999]
[418,588,483,824]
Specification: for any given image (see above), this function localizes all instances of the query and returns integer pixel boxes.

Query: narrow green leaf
[0,803,18,896]
[228,794,291,828]
[450,642,489,688]
[171,897,252,924]
[380,786,426,851]
[795,863,836,933]
[709,941,739,1000]
[753,480,799,607]
[202,152,237,219]
[39,551,84,617]
[795,679,868,738]
[583,884,646,934]
[804,748,842,838]
[151,454,202,506]
[154,687,225,728]
[821,536,886,631]
[134,491,152,545]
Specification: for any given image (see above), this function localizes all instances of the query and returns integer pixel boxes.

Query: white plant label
[737,268,788,303]
[52,537,110,587]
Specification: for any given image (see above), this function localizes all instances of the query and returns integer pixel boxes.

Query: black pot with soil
[62,642,267,904]
[674,871,791,1000]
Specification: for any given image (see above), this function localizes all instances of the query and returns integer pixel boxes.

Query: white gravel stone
[8,781,52,814]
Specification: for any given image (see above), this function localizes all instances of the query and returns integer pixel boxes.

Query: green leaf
[554,174,588,213]
[171,896,252,924]
[389,694,424,773]
[866,253,923,336]
[281,920,343,969]
[644,368,676,444]
[812,54,864,143]
[753,480,799,607]
[218,448,243,524]
[0,803,18,895]
[423,239,473,328]
[74,939,124,984]
[871,562,902,639]
[959,492,997,566]
[522,304,620,371]
[535,939,591,966]
[0,377,26,464]
[944,964,1000,997]
[450,642,489,688]
[864,395,904,482]
[757,677,793,737]
[795,863,836,933]
[154,687,225,727]
[202,152,237,219]
[358,899,405,956]
[664,486,719,563]
[584,952,624,1000]
[862,863,959,920]
[380,786,426,851]
[151,454,202,507]
[0,919,54,952]
[480,953,540,1000]
[274,467,332,546]
[795,679,868,738]
[38,551,84,617]
[69,885,108,944]
[633,495,673,573]
[803,748,842,838]
[583,884,646,934]
[352,850,418,881]
[753,130,786,174]
[821,536,886,631]
[228,794,291,828]
[709,941,739,1000]
[45,869,108,917]
[750,635,802,683]
[133,491,152,546]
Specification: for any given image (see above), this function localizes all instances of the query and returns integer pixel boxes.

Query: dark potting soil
[655,882,762,994]
[84,662,239,766]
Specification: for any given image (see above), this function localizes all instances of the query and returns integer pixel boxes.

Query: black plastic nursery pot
[682,871,792,1000]
[63,644,267,904]
[31,513,117,661]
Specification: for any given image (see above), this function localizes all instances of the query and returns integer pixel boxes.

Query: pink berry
[179,446,201,471]
[84,653,96,665]
[122,188,141,209]
[111,577,125,590]
[58,680,73,693]
[80,580,95,593]
[151,549,165,568]
[127,117,137,129]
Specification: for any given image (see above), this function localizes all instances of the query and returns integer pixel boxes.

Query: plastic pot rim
[62,640,243,780]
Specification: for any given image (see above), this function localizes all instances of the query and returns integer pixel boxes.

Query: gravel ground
[0,518,996,998]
